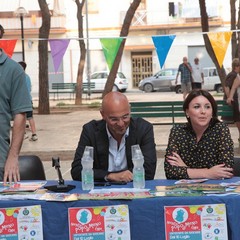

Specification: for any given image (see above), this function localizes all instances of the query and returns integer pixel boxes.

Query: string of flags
[0,31,232,72]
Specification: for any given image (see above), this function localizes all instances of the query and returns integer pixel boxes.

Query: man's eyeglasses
[108,113,130,123]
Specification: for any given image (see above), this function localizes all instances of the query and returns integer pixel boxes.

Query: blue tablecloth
[1,178,240,240]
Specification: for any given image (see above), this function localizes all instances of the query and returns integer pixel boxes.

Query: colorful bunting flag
[0,39,17,58]
[49,39,70,72]
[152,35,176,68]
[100,38,123,71]
[207,31,232,68]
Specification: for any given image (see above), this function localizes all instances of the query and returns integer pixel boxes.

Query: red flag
[0,39,17,57]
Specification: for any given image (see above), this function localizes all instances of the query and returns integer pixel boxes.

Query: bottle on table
[81,146,94,191]
[131,144,145,189]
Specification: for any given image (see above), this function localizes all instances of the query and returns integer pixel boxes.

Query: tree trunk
[102,0,141,98]
[75,0,86,105]
[38,0,51,114]
[199,0,226,89]
[237,1,240,58]
[230,0,237,58]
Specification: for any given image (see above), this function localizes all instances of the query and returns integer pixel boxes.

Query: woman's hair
[183,89,218,123]
[232,58,240,70]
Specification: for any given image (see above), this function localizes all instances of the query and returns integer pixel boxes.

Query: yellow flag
[207,32,232,68]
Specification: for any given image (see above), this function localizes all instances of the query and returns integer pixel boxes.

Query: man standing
[71,92,157,182]
[0,24,32,183]
[175,56,192,100]
[191,57,204,89]
[18,61,38,141]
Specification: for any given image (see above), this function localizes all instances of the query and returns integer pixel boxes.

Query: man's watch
[104,175,108,181]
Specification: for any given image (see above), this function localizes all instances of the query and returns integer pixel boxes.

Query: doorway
[131,52,152,88]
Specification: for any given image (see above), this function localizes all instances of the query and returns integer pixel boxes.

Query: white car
[83,71,128,92]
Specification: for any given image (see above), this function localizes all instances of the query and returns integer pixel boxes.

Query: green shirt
[0,49,32,167]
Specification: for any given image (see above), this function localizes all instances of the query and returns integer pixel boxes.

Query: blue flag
[152,35,176,68]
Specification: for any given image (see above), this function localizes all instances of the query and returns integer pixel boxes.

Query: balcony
[120,10,223,31]
[0,11,66,36]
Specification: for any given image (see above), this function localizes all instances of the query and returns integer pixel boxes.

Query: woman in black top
[164,89,234,180]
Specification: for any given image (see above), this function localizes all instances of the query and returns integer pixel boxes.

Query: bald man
[71,92,157,182]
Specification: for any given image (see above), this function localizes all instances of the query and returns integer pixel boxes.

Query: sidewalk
[21,92,240,180]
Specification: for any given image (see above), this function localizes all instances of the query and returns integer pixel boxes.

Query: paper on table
[0,181,47,193]
[174,179,208,184]
[90,188,150,194]
[220,181,240,187]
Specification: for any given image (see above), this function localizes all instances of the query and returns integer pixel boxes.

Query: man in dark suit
[71,92,157,182]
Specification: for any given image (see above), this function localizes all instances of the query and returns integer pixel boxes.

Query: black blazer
[71,117,157,181]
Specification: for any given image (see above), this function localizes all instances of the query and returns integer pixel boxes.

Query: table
[1,178,240,240]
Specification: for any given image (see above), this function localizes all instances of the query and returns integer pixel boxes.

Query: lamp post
[85,0,91,97]
[14,6,28,61]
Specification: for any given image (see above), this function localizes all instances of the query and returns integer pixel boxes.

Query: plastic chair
[19,155,46,180]
[233,157,240,177]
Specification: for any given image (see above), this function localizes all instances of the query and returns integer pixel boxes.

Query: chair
[233,157,240,176]
[19,155,46,180]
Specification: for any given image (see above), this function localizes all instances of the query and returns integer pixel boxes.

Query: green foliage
[56,102,66,107]
[88,102,101,108]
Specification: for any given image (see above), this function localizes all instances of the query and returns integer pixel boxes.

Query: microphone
[44,157,75,192]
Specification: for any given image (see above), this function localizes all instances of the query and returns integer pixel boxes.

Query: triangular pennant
[100,38,123,71]
[207,32,232,68]
[152,35,176,68]
[49,39,70,72]
[0,39,17,58]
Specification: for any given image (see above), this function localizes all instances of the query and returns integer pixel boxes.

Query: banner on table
[68,204,130,240]
[164,204,228,240]
[0,39,17,57]
[100,38,123,71]
[0,205,43,239]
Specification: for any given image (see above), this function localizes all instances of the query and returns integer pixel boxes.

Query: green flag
[100,38,123,71]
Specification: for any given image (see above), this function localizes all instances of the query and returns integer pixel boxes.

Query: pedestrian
[18,61,38,141]
[0,24,4,38]
[175,56,192,100]
[71,92,157,182]
[191,57,204,89]
[0,24,32,183]
[164,89,234,180]
[224,58,240,142]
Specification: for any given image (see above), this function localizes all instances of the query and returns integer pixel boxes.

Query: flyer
[0,181,46,194]
[155,184,226,197]
[68,204,131,240]
[0,205,43,239]
[164,204,228,240]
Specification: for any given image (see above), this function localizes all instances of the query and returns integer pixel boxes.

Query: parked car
[138,67,224,93]
[138,68,178,92]
[83,71,128,92]
[173,67,224,93]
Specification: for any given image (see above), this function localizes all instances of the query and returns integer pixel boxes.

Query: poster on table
[68,204,131,240]
[164,204,228,240]
[0,205,43,239]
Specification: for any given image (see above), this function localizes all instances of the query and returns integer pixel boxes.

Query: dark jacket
[71,117,157,181]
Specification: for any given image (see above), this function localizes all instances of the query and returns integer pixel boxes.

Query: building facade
[0,0,235,97]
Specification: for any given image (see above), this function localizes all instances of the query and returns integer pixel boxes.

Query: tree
[74,0,86,105]
[230,0,240,59]
[236,1,240,58]
[102,0,142,98]
[38,0,51,114]
[230,0,237,58]
[198,0,227,87]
